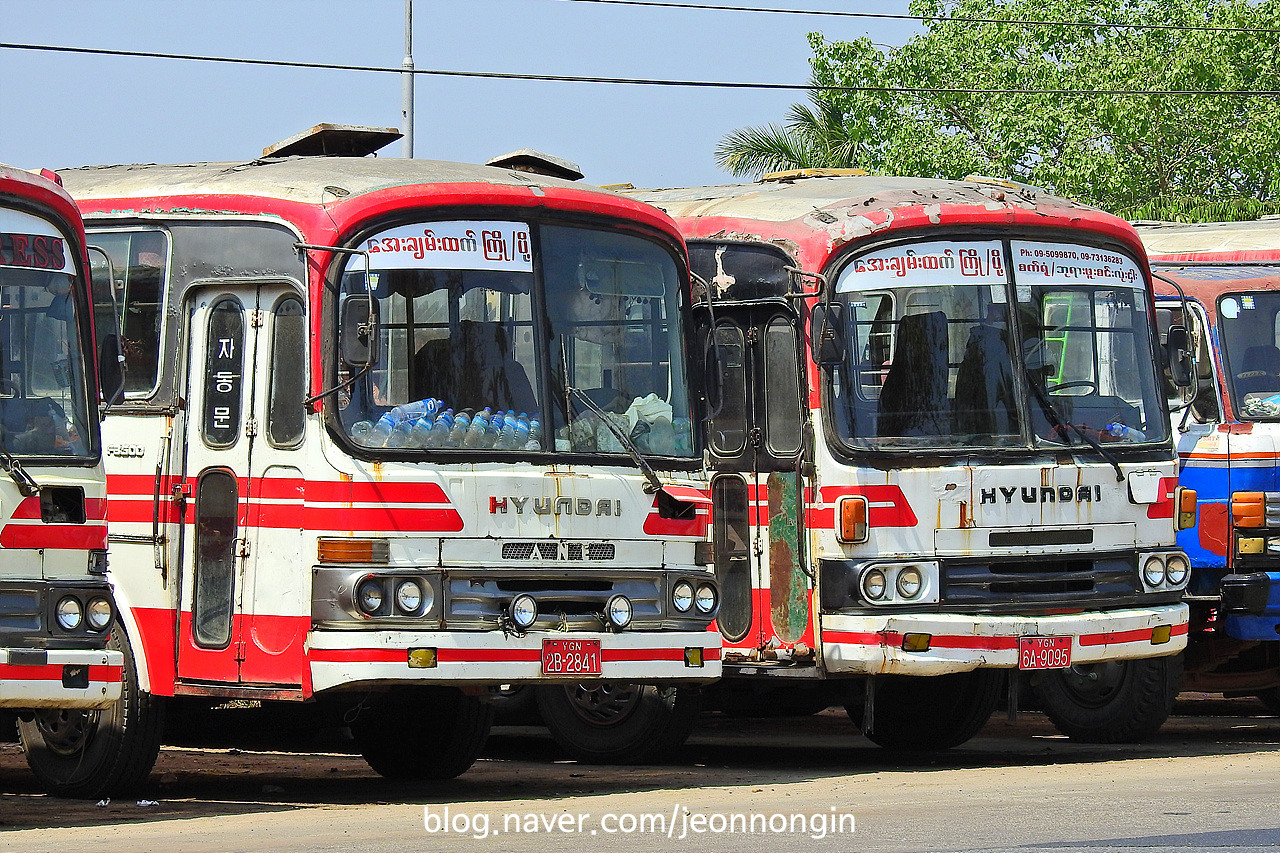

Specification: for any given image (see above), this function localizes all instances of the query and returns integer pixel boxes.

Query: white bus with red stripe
[634,172,1193,747]
[0,164,124,786]
[23,129,718,796]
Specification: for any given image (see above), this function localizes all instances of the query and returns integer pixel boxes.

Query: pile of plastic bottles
[351,398,543,451]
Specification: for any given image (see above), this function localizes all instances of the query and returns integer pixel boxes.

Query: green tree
[715,0,1280,221]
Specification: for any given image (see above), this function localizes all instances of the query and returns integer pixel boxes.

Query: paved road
[3,695,1280,852]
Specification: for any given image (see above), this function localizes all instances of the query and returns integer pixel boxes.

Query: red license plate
[1018,636,1072,670]
[541,639,602,676]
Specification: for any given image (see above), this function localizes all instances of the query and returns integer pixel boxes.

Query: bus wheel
[1034,654,1181,743]
[350,687,492,780]
[18,631,165,799]
[845,670,1002,750]
[535,683,699,764]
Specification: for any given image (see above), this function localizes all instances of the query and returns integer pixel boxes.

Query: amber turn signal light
[1232,492,1266,528]
[1176,487,1198,531]
[838,497,869,543]
[317,537,391,564]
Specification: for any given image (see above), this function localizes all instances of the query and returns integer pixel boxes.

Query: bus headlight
[606,594,633,629]
[1165,555,1190,587]
[510,594,538,629]
[694,583,718,614]
[356,578,384,615]
[55,596,83,631]
[395,580,423,614]
[1142,555,1167,588]
[672,580,694,613]
[86,597,113,631]
[896,567,923,599]
[861,569,888,601]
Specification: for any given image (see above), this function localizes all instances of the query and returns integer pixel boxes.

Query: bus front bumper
[820,604,1189,677]
[308,629,722,692]
[0,648,124,709]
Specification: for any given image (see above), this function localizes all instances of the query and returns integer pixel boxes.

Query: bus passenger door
[175,284,306,688]
[706,305,810,651]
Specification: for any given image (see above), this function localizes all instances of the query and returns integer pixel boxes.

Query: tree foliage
[715,0,1280,221]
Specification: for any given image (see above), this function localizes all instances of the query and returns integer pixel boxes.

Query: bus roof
[631,174,1143,269]
[57,156,681,244]
[0,163,89,248]
[1138,219,1280,263]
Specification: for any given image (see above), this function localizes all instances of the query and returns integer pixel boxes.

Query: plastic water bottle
[384,419,413,448]
[446,411,472,448]
[523,416,543,451]
[424,409,455,448]
[482,410,506,449]
[510,415,531,450]
[366,412,397,446]
[1105,422,1145,441]
[463,408,492,448]
[497,412,524,449]
[407,415,435,448]
[392,398,439,423]
[351,420,374,444]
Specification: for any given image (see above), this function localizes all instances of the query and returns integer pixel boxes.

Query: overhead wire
[3,41,1280,98]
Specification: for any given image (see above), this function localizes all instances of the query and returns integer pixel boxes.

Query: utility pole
[402,0,414,158]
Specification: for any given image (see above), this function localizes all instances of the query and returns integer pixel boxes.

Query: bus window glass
[0,207,94,457]
[267,295,305,447]
[708,324,747,456]
[192,468,238,649]
[1217,289,1280,419]
[338,220,694,457]
[763,317,803,456]
[86,229,168,397]
[202,298,245,448]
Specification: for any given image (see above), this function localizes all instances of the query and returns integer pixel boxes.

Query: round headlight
[862,569,888,601]
[1165,555,1190,586]
[356,578,384,615]
[1142,555,1167,588]
[55,596,83,631]
[510,593,538,629]
[606,594,633,628]
[896,567,923,599]
[672,580,694,613]
[86,597,113,631]
[395,580,423,614]
[694,583,718,614]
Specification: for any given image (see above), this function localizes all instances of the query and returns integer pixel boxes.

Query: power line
[4,41,1280,98]
[557,0,1280,35]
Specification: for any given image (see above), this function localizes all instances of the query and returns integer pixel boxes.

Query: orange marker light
[317,537,391,564]
[839,497,869,543]
[1176,487,1198,531]
[1232,492,1266,528]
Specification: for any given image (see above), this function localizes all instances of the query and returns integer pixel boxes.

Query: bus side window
[202,298,245,448]
[267,295,306,447]
[192,467,239,649]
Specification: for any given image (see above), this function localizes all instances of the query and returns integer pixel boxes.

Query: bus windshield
[0,208,93,458]
[1214,286,1280,420]
[337,219,694,457]
[829,238,1168,451]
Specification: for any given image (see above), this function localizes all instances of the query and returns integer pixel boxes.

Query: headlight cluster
[53,592,114,633]
[354,575,434,618]
[1140,552,1190,591]
[671,579,718,616]
[858,562,939,606]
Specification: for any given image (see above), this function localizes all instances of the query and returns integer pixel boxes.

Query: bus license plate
[541,639,602,676]
[1018,636,1072,670]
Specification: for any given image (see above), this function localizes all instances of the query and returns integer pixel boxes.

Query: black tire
[1034,654,1182,743]
[18,630,165,799]
[1255,687,1280,715]
[845,670,1003,750]
[350,687,492,780]
[536,683,700,764]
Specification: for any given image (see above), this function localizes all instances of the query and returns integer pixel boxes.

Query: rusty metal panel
[768,471,808,642]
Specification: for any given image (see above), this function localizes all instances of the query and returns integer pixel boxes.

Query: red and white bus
[21,128,718,796]
[0,164,123,783]
[633,171,1194,747]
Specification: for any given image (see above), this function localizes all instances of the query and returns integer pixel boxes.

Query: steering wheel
[1046,380,1098,395]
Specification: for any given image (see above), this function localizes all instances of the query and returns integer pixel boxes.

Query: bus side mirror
[1166,324,1194,389]
[97,333,126,411]
[811,303,845,365]
[340,297,379,368]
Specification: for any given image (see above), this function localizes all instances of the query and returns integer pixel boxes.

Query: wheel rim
[563,682,642,727]
[1055,661,1129,709]
[33,708,100,757]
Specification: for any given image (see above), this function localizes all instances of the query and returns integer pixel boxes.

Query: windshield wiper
[0,442,40,497]
[1026,379,1124,483]
[565,384,665,494]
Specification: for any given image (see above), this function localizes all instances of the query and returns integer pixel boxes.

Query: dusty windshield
[1214,286,1280,420]
[0,208,93,457]
[828,238,1168,451]
[337,219,693,457]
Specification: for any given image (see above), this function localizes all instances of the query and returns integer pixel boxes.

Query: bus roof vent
[760,168,868,182]
[262,124,403,159]
[486,149,584,181]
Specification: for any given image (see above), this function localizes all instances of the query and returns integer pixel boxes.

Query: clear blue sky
[1,0,920,188]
